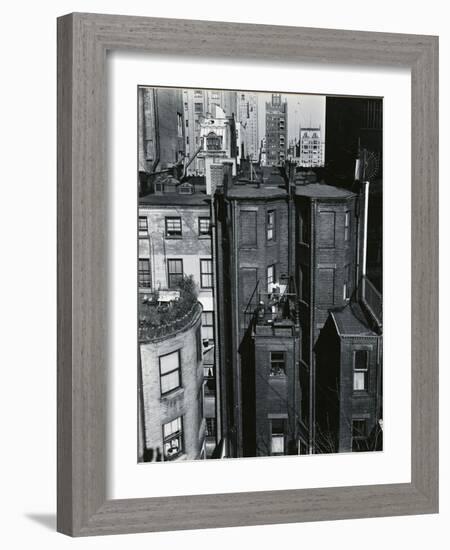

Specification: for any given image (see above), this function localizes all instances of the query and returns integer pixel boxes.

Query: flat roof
[295,183,356,199]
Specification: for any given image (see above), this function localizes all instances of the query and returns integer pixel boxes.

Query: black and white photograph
[137,87,383,462]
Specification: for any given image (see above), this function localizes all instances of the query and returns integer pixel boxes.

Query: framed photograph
[57,13,438,536]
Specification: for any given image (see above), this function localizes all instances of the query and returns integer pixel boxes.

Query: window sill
[165,235,183,240]
[160,387,184,401]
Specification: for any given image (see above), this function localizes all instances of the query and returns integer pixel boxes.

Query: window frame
[344,211,351,241]
[267,264,275,293]
[167,258,184,289]
[267,210,276,242]
[270,351,286,377]
[353,349,369,392]
[138,258,151,288]
[200,258,213,289]
[201,310,214,342]
[138,216,148,232]
[198,217,211,237]
[165,216,182,238]
[162,416,184,461]
[159,350,182,396]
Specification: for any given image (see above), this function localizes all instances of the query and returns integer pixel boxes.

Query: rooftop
[331,303,377,337]
[295,183,356,199]
[139,277,202,343]
[225,166,288,200]
[139,192,211,207]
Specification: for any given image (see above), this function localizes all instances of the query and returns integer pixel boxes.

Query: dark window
[201,311,214,342]
[353,350,369,391]
[162,416,183,460]
[194,102,203,114]
[206,132,222,151]
[138,216,148,231]
[344,264,351,300]
[165,217,182,237]
[271,418,285,455]
[270,351,286,377]
[200,259,213,288]
[198,217,211,236]
[204,364,215,396]
[267,210,275,241]
[159,351,181,395]
[206,418,217,437]
[167,259,183,288]
[138,258,151,288]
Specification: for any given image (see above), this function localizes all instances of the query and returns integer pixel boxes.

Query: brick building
[213,165,304,457]
[212,162,382,457]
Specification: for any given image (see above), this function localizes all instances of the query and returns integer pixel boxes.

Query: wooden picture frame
[57,12,438,536]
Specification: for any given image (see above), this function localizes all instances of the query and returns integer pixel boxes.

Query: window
[162,416,183,460]
[177,112,183,138]
[159,351,181,395]
[167,259,183,288]
[267,210,275,241]
[198,217,211,236]
[201,311,214,342]
[206,132,221,151]
[344,211,351,241]
[138,216,148,232]
[200,259,213,288]
[270,351,286,377]
[267,264,275,293]
[206,418,217,438]
[194,102,203,114]
[165,217,182,237]
[271,419,285,455]
[185,119,189,127]
[211,91,220,100]
[138,258,151,288]
[353,350,369,391]
[343,264,351,300]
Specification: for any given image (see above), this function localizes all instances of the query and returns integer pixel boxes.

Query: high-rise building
[237,92,259,161]
[138,87,185,174]
[265,94,288,166]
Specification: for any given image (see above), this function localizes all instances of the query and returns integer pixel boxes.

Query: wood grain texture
[57,12,439,537]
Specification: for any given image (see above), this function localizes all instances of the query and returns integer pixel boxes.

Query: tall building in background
[237,92,259,161]
[138,87,185,175]
[265,94,288,166]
